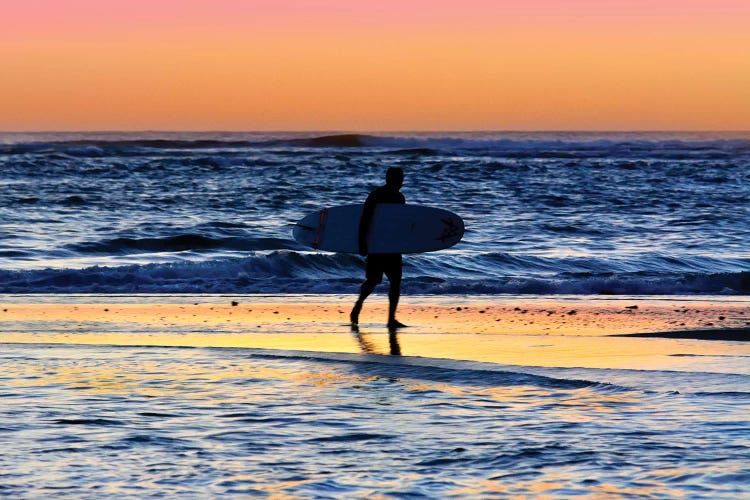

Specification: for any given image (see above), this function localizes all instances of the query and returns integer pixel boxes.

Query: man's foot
[387,320,408,330]
[350,303,362,325]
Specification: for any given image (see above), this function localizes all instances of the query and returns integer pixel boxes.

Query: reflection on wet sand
[1,298,749,373]
[352,325,402,356]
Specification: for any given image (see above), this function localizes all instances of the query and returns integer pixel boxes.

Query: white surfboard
[293,204,464,254]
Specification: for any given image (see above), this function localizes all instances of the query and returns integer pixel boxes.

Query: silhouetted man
[350,167,406,329]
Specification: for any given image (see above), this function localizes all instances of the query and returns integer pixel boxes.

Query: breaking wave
[0,253,748,295]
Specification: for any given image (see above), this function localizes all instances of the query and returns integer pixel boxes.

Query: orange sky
[1,0,749,131]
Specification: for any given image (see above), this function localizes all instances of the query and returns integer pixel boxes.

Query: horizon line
[2,129,749,134]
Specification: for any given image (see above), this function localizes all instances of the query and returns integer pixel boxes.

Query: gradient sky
[1,0,749,131]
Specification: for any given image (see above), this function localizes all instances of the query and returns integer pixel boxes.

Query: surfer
[350,167,407,330]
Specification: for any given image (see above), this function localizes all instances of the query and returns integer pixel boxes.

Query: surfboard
[293,204,464,254]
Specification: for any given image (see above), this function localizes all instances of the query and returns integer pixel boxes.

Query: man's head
[385,167,404,189]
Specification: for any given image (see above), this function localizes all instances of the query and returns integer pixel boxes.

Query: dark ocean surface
[1,131,749,295]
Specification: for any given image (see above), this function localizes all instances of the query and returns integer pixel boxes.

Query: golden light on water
[2,300,748,373]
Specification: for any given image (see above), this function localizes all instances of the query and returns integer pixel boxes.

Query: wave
[0,253,747,294]
[436,253,750,276]
[3,133,749,159]
[408,272,750,296]
[246,349,602,390]
[66,234,301,254]
[0,139,261,157]
[241,349,750,397]
[281,134,375,148]
[0,134,388,156]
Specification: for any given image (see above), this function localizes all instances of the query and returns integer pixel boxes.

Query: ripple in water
[0,343,747,497]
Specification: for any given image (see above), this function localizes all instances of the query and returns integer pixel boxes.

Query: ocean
[1,131,749,295]
[1,132,749,497]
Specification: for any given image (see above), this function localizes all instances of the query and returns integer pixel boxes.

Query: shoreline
[2,295,749,373]
[1,294,748,334]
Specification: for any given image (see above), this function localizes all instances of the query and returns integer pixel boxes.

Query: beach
[2,295,749,371]
[2,295,749,497]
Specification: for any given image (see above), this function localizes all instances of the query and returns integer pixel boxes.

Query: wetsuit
[358,184,405,284]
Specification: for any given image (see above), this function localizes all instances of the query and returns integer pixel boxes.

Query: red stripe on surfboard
[312,208,327,249]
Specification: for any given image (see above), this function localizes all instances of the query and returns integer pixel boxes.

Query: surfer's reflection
[388,331,401,356]
[351,325,402,356]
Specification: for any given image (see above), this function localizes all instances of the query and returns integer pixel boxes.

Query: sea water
[0,343,748,498]
[1,132,749,497]
[0,131,748,295]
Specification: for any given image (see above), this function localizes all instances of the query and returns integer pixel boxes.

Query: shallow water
[1,343,748,498]
[1,131,749,295]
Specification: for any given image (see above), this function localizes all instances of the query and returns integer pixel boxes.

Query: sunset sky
[1,0,749,131]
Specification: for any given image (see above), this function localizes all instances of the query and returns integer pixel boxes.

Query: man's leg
[351,256,383,325]
[351,278,377,324]
[387,275,401,326]
[385,255,406,329]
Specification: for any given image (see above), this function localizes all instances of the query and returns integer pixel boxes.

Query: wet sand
[2,296,749,373]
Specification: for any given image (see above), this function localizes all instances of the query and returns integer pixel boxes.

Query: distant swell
[283,134,375,148]
[0,139,260,157]
[3,133,749,159]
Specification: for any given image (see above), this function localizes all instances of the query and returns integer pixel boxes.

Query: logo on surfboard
[437,217,461,243]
